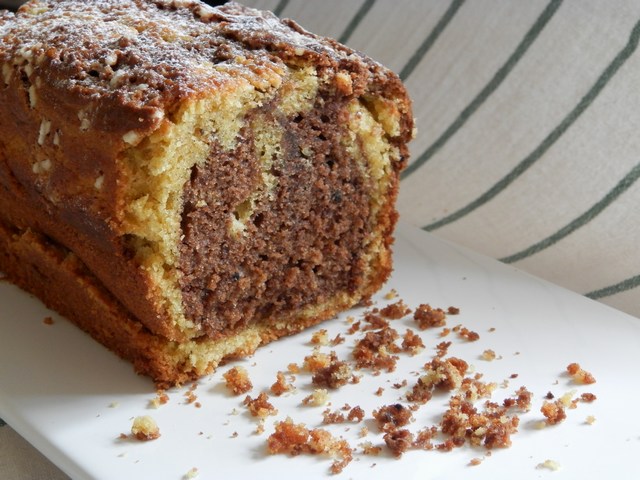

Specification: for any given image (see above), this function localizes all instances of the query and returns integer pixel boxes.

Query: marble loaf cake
[0,0,413,386]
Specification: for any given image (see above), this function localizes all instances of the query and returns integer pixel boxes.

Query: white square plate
[1,222,639,479]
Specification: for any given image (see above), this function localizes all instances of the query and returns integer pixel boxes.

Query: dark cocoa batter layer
[178,95,371,339]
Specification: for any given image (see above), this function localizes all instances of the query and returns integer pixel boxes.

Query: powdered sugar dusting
[0,0,373,116]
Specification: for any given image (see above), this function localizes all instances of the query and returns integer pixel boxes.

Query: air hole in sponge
[233,198,253,223]
[253,212,265,228]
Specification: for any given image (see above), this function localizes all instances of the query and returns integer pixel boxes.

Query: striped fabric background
[246,0,640,319]
[3,2,640,478]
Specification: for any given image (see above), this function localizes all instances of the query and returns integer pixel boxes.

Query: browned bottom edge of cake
[0,219,389,388]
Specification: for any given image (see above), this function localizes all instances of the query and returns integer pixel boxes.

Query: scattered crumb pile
[128,294,598,475]
[267,417,353,475]
[219,297,598,474]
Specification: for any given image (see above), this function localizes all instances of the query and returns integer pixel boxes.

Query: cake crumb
[320,405,364,425]
[184,387,198,405]
[372,404,413,432]
[347,406,365,422]
[534,420,548,430]
[42,316,54,325]
[223,366,253,395]
[362,312,389,330]
[413,304,446,329]
[512,386,533,411]
[360,441,382,455]
[303,350,333,373]
[301,389,329,407]
[427,357,468,390]
[541,400,566,425]
[383,289,398,300]
[243,392,278,418]
[352,327,400,372]
[469,457,483,466]
[580,392,597,403]
[566,363,596,384]
[312,358,353,389]
[311,329,329,346]
[413,426,437,450]
[149,390,169,409]
[559,390,577,408]
[383,429,414,457]
[346,321,361,335]
[130,415,160,441]
[287,363,300,374]
[585,415,596,425]
[271,371,295,396]
[183,467,199,479]
[379,300,411,319]
[435,341,451,358]
[401,329,425,355]
[537,459,561,471]
[267,418,353,474]
[455,325,480,342]
[460,377,497,403]
[481,349,497,361]
[321,408,347,425]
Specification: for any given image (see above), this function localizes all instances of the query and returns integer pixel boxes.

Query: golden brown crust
[0,217,184,384]
[0,216,388,387]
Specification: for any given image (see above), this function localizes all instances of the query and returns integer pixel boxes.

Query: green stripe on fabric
[401,0,563,180]
[500,163,640,263]
[399,0,466,82]
[273,0,289,17]
[586,274,640,300]
[423,16,640,232]
[338,0,376,45]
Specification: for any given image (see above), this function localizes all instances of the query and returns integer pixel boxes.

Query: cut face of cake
[0,0,413,386]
